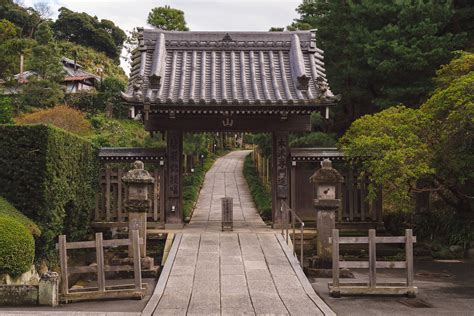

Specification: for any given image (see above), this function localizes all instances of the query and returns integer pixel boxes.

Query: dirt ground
[311,259,474,316]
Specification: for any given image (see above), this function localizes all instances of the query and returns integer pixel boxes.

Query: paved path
[144,151,334,316]
[185,150,268,233]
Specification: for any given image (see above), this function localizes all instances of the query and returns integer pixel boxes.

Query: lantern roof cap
[122,160,155,183]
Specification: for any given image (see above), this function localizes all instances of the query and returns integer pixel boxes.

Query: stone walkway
[144,151,334,316]
[185,150,268,233]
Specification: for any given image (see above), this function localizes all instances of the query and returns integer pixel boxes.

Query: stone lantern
[309,159,344,262]
[122,160,154,257]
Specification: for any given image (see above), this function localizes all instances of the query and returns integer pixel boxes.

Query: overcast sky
[22,0,302,73]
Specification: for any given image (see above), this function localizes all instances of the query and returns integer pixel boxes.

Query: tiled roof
[122,29,338,106]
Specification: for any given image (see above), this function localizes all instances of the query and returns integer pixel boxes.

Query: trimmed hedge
[243,153,272,221]
[0,124,99,258]
[0,197,40,237]
[0,215,35,278]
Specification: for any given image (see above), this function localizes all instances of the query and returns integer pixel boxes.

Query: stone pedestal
[128,211,147,257]
[38,272,59,307]
[316,209,336,261]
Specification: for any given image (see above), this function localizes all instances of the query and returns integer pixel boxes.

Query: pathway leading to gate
[143,151,334,316]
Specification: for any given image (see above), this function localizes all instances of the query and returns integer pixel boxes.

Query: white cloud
[23,0,302,74]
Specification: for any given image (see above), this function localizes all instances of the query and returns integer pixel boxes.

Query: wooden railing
[329,229,417,297]
[281,201,305,268]
[57,230,146,303]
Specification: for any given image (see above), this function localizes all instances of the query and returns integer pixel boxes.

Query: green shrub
[183,156,216,218]
[243,153,272,220]
[0,124,99,258]
[0,197,40,237]
[0,215,35,277]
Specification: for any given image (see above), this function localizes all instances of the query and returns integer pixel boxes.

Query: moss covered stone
[0,215,35,278]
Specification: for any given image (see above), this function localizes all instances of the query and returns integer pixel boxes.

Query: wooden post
[153,169,159,221]
[348,169,354,221]
[117,168,123,221]
[332,229,340,288]
[105,167,111,221]
[132,230,142,290]
[406,229,414,288]
[272,131,289,227]
[95,233,105,292]
[94,193,100,221]
[165,130,184,227]
[369,229,376,288]
[290,161,296,211]
[159,167,165,223]
[58,235,69,295]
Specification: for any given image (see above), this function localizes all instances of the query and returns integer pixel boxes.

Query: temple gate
[121,29,338,228]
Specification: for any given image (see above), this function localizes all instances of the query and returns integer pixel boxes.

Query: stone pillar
[310,159,343,263]
[165,130,184,228]
[122,161,155,257]
[38,272,59,307]
[271,131,289,228]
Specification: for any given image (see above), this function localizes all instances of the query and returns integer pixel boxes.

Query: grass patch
[243,153,272,221]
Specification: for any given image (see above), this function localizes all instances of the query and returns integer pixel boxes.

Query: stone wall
[0,285,38,306]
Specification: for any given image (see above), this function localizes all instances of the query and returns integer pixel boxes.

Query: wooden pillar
[271,131,289,227]
[165,130,184,228]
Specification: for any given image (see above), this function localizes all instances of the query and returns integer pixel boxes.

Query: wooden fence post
[406,229,414,288]
[96,233,105,292]
[105,167,111,221]
[368,229,376,288]
[58,235,68,295]
[332,229,340,288]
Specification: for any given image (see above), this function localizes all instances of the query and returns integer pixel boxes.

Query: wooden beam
[96,233,105,292]
[145,114,311,132]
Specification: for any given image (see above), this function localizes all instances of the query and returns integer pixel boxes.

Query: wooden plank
[69,283,147,293]
[153,169,159,221]
[360,176,366,221]
[145,114,312,132]
[105,167,111,221]
[132,230,142,290]
[142,233,182,316]
[275,233,336,316]
[159,168,165,223]
[339,261,407,269]
[406,229,414,288]
[329,285,418,296]
[60,288,145,303]
[96,233,106,292]
[368,229,376,288]
[332,229,339,288]
[69,264,136,274]
[94,193,100,221]
[161,233,175,266]
[348,169,354,221]
[117,168,123,221]
[58,235,69,295]
[329,236,417,244]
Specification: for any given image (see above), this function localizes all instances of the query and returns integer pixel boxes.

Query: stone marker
[38,271,59,307]
[122,160,155,257]
[310,159,343,262]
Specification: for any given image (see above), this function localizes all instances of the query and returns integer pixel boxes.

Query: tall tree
[339,51,473,216]
[28,22,63,81]
[53,7,126,62]
[292,0,466,132]
[147,5,189,31]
